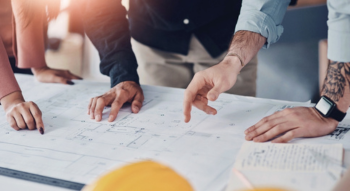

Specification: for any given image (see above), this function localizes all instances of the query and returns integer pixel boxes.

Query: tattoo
[322,61,350,102]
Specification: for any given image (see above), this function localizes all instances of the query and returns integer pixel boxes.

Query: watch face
[315,97,335,116]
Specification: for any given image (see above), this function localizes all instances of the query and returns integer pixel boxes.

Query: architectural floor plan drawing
[0,75,314,191]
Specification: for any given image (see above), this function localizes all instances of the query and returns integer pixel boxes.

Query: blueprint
[0,75,313,191]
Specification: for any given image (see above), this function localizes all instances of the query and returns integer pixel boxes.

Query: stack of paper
[226,142,344,191]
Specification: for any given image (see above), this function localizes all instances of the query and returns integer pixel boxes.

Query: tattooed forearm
[322,61,350,102]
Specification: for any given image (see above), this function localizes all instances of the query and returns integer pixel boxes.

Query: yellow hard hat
[241,189,289,191]
[83,160,194,191]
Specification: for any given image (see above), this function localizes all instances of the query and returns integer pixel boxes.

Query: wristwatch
[314,96,346,122]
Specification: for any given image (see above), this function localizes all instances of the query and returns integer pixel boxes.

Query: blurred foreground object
[46,34,83,76]
[83,161,193,191]
[46,0,84,76]
[332,168,350,191]
[239,189,288,191]
[289,0,326,9]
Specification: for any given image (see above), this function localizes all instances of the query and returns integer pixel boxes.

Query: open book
[226,142,344,191]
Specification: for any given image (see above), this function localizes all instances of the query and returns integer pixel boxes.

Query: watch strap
[329,107,347,122]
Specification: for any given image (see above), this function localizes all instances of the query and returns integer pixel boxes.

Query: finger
[52,75,71,85]
[183,73,206,123]
[131,92,144,113]
[66,71,82,80]
[88,98,93,115]
[271,129,302,143]
[207,84,227,102]
[90,98,97,119]
[192,97,217,115]
[245,111,285,134]
[6,114,19,131]
[13,112,26,129]
[252,122,295,142]
[196,94,208,105]
[29,103,44,134]
[183,91,193,123]
[245,116,287,141]
[94,97,106,122]
[109,93,129,122]
[21,108,36,130]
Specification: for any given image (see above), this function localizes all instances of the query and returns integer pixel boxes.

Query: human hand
[32,66,82,85]
[245,107,338,143]
[0,91,44,134]
[183,56,242,122]
[88,81,144,122]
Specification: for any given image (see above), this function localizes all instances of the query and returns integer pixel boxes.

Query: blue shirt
[327,0,350,62]
[235,0,350,62]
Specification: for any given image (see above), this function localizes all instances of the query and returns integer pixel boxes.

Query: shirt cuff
[234,11,284,49]
[0,90,21,102]
[100,51,140,87]
[109,65,140,88]
[328,29,350,62]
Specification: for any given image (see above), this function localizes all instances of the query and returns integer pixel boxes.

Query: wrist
[321,93,350,113]
[226,53,244,66]
[313,107,339,128]
[221,55,243,75]
[315,95,347,122]
[113,80,140,88]
[334,98,349,113]
[31,66,49,75]
[0,91,25,111]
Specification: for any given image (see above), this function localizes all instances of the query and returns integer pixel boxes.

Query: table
[0,74,349,191]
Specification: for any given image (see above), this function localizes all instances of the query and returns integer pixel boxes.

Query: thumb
[207,85,225,101]
[207,73,237,101]
[131,92,144,114]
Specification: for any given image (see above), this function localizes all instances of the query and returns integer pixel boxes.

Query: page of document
[234,142,343,172]
[0,75,313,191]
[226,170,341,191]
[228,142,344,191]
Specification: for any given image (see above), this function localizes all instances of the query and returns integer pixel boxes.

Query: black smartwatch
[314,96,346,122]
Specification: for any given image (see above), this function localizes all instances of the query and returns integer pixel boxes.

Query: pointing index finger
[183,74,206,123]
[29,103,44,134]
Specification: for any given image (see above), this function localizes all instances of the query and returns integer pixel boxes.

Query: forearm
[322,1,350,112]
[290,0,325,8]
[81,0,139,86]
[321,61,350,112]
[234,0,290,49]
[227,31,266,66]
[11,0,47,69]
[0,37,21,101]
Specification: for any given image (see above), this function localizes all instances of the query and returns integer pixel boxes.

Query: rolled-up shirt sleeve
[327,0,350,62]
[234,0,291,48]
[0,37,20,100]
[81,0,139,87]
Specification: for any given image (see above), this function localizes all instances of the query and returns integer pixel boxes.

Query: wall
[256,5,328,102]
